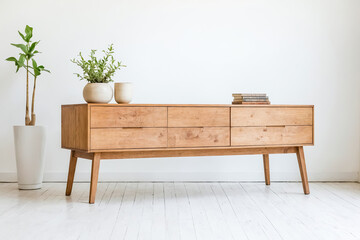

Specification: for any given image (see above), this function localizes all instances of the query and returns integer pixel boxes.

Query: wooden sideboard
[62,104,314,203]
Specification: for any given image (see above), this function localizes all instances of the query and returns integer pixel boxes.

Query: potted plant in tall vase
[6,25,50,190]
[71,44,126,103]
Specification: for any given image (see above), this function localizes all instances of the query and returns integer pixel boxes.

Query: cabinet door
[168,127,230,147]
[231,126,313,146]
[231,107,313,126]
[168,107,230,127]
[91,106,167,128]
[91,128,167,150]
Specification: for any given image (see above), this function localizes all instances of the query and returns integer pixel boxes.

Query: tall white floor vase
[13,126,46,190]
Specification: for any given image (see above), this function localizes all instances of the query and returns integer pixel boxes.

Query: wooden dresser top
[62,103,314,108]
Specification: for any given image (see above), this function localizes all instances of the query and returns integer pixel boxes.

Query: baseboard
[0,171,358,182]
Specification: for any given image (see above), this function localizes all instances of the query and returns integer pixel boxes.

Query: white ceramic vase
[13,126,46,190]
[83,83,113,103]
[114,82,133,104]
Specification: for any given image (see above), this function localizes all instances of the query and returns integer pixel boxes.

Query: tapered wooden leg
[263,154,270,185]
[89,153,101,204]
[65,150,77,196]
[296,146,310,194]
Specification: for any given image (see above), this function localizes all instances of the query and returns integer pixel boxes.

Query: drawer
[91,107,167,128]
[168,127,230,148]
[231,126,313,146]
[168,107,230,127]
[231,107,313,126]
[91,128,167,149]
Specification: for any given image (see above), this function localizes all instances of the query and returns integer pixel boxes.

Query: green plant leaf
[18,31,27,42]
[15,59,21,72]
[32,60,40,76]
[6,57,19,71]
[18,54,26,67]
[11,43,28,54]
[25,25,32,35]
[39,65,50,73]
[6,57,17,62]
[24,25,33,41]
[29,41,40,53]
[37,64,50,74]
[34,67,40,76]
[32,59,38,69]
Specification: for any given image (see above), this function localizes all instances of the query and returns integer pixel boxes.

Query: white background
[0,0,359,182]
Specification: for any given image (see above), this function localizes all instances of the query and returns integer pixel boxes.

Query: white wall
[1,0,360,182]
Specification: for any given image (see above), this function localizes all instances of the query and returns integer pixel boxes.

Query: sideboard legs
[65,147,310,203]
[262,154,270,185]
[65,150,78,196]
[89,153,101,204]
[296,146,310,194]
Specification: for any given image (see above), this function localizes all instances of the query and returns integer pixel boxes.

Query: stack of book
[232,93,270,105]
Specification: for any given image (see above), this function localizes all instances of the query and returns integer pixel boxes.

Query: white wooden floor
[0,182,360,240]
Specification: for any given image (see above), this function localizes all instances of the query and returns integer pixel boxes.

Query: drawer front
[168,107,230,127]
[91,107,167,128]
[168,127,230,148]
[231,126,313,146]
[91,128,167,149]
[231,107,313,126]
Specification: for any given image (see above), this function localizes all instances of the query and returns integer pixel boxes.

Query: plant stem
[25,59,30,125]
[29,76,37,126]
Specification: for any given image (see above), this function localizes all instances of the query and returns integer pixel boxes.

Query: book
[232,93,267,97]
[232,101,270,105]
[233,97,269,102]
[233,95,268,98]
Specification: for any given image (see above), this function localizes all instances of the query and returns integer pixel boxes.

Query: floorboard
[0,182,359,240]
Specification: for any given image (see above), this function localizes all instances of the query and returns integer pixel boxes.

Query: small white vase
[114,82,133,104]
[13,126,46,190]
[83,83,113,103]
